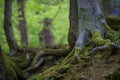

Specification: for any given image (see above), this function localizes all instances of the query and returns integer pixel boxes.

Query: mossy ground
[28,50,120,80]
[2,17,120,80]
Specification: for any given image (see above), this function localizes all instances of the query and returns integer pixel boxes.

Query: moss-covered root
[3,54,29,80]
[28,64,72,80]
[30,49,80,79]
[3,54,19,80]
[92,30,111,46]
[61,47,88,65]
[103,22,117,34]
[61,48,75,65]
[25,48,72,72]
[103,22,112,31]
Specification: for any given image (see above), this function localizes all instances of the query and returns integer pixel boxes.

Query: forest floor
[27,47,120,80]
[65,51,120,80]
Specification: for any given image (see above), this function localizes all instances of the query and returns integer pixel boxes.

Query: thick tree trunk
[4,0,19,55]
[0,45,6,80]
[17,0,29,46]
[69,0,106,49]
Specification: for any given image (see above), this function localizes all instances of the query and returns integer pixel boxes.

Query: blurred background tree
[17,0,29,47]
[0,0,69,53]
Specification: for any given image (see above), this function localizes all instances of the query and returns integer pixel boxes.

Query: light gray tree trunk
[17,0,29,46]
[68,0,106,49]
[4,0,19,55]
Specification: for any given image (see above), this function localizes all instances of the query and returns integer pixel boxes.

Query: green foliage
[26,0,69,46]
[28,74,42,80]
[0,0,69,52]
[105,30,120,43]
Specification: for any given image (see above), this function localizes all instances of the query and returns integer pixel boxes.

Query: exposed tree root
[25,48,72,72]
[28,44,120,79]
[88,43,120,56]
[26,40,120,79]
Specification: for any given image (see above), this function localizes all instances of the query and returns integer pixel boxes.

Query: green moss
[3,54,18,80]
[92,30,111,46]
[8,54,30,69]
[3,54,29,80]
[74,49,81,61]
[61,48,75,65]
[28,74,42,80]
[106,16,120,31]
[28,60,72,80]
[105,30,120,43]
[103,22,112,31]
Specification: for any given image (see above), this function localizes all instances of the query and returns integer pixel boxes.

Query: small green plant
[28,74,42,80]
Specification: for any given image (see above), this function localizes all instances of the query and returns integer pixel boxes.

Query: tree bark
[69,0,106,49]
[68,0,79,48]
[17,0,29,46]
[0,45,6,80]
[4,0,19,55]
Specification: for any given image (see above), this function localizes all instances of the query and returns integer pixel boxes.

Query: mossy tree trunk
[68,0,108,49]
[0,45,6,80]
[68,0,79,48]
[4,0,19,55]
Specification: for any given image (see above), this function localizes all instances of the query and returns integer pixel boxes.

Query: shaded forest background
[0,0,69,53]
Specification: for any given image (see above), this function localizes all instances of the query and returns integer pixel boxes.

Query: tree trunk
[17,0,29,46]
[4,0,19,55]
[68,0,79,48]
[0,45,6,80]
[69,0,107,49]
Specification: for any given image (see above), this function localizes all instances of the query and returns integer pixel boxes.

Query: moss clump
[92,30,111,46]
